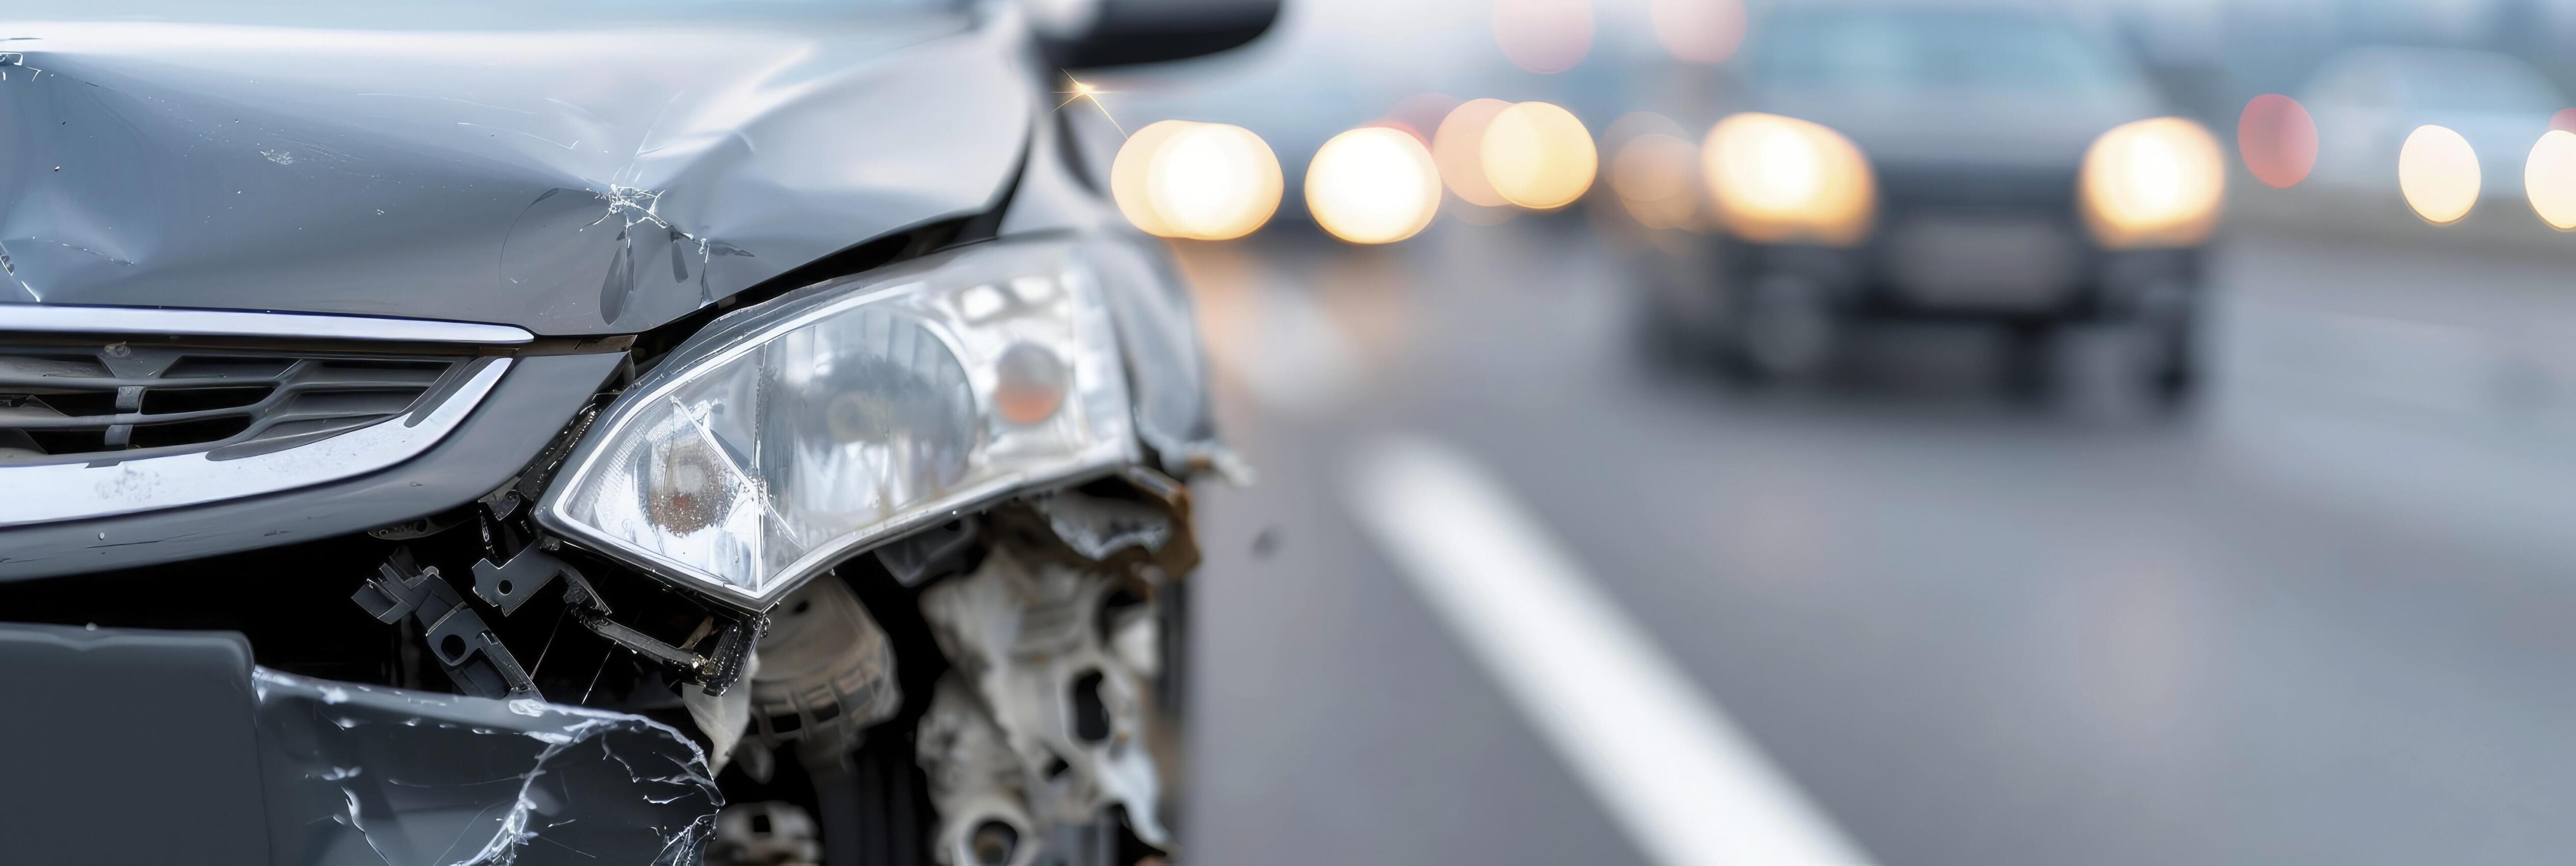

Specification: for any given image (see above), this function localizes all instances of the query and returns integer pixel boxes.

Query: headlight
[538,238,1138,609]
[2079,117,2225,249]
[1700,112,1875,246]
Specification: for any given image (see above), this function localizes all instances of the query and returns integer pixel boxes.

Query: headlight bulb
[993,342,1068,425]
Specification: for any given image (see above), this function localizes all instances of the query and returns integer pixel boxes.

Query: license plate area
[1883,214,2083,309]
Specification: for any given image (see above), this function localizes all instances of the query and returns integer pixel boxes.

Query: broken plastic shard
[2,624,721,866]
[683,651,759,775]
[1027,488,1172,562]
[255,669,723,865]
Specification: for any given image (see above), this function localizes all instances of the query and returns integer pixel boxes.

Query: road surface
[1175,215,2576,866]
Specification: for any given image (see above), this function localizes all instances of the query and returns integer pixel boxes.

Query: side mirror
[1038,0,1283,68]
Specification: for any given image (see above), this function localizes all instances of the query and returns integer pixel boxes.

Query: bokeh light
[1112,120,1284,240]
[1611,133,1702,230]
[1649,0,1747,65]
[1482,101,1598,210]
[2398,125,2480,225]
[1491,0,1594,75]
[2081,117,2226,248]
[1701,112,1874,245]
[2553,109,2576,134]
[1112,120,1196,238]
[1434,98,1515,208]
[1306,127,1443,245]
[2525,130,2576,230]
[2237,94,2317,189]
[1149,123,1283,240]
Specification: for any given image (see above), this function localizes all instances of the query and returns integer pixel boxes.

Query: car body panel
[0,11,1034,335]
[2299,46,2564,202]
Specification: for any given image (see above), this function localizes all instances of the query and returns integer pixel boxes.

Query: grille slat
[0,345,464,464]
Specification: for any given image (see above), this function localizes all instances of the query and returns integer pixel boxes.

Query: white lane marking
[1345,435,1872,866]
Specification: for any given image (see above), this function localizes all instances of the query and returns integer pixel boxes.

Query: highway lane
[1177,218,2576,865]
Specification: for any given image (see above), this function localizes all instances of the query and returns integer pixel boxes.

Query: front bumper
[1716,214,2204,323]
[0,623,722,866]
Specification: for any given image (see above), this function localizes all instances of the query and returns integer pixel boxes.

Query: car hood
[0,13,1035,336]
[1754,85,2164,175]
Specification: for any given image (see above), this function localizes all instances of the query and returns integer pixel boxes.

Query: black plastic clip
[352,550,535,699]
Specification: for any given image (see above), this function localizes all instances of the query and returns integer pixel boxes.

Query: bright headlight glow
[2527,129,2576,230]
[539,240,1137,609]
[2080,116,2226,248]
[1700,113,1874,245]
[2399,125,2480,225]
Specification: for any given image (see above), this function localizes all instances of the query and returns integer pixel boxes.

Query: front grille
[1875,165,2078,211]
[0,344,461,463]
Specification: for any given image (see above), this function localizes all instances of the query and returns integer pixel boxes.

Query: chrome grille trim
[0,304,535,344]
[0,357,512,526]
[0,348,462,463]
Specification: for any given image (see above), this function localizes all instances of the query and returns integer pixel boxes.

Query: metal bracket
[472,544,573,616]
[351,550,535,699]
[546,557,766,696]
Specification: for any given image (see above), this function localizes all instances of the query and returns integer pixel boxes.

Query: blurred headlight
[539,239,1137,609]
[2079,117,2225,249]
[1701,112,1875,246]
[1112,119,1282,241]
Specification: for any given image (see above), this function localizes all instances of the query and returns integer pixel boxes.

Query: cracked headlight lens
[539,238,1137,609]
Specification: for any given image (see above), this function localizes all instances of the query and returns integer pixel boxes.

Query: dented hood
[0,11,1036,336]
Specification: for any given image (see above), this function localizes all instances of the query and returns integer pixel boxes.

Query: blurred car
[1641,1,2220,400]
[2298,45,2567,207]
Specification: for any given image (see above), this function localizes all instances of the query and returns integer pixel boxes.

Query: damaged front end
[0,2,1251,860]
[0,227,1221,865]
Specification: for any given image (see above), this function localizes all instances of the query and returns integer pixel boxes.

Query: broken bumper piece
[0,623,721,866]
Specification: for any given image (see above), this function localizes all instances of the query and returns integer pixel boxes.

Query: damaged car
[0,1,1274,864]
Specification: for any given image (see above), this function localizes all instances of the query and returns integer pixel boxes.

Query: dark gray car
[0,2,1272,864]
[1640,2,2217,400]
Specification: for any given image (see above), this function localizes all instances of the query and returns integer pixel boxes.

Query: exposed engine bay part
[742,574,905,762]
[2,623,721,866]
[917,546,1173,860]
[712,802,825,866]
[921,677,1042,866]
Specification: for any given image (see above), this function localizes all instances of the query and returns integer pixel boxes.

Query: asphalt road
[1172,215,2576,865]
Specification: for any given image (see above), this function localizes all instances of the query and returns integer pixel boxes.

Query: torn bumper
[0,624,721,866]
